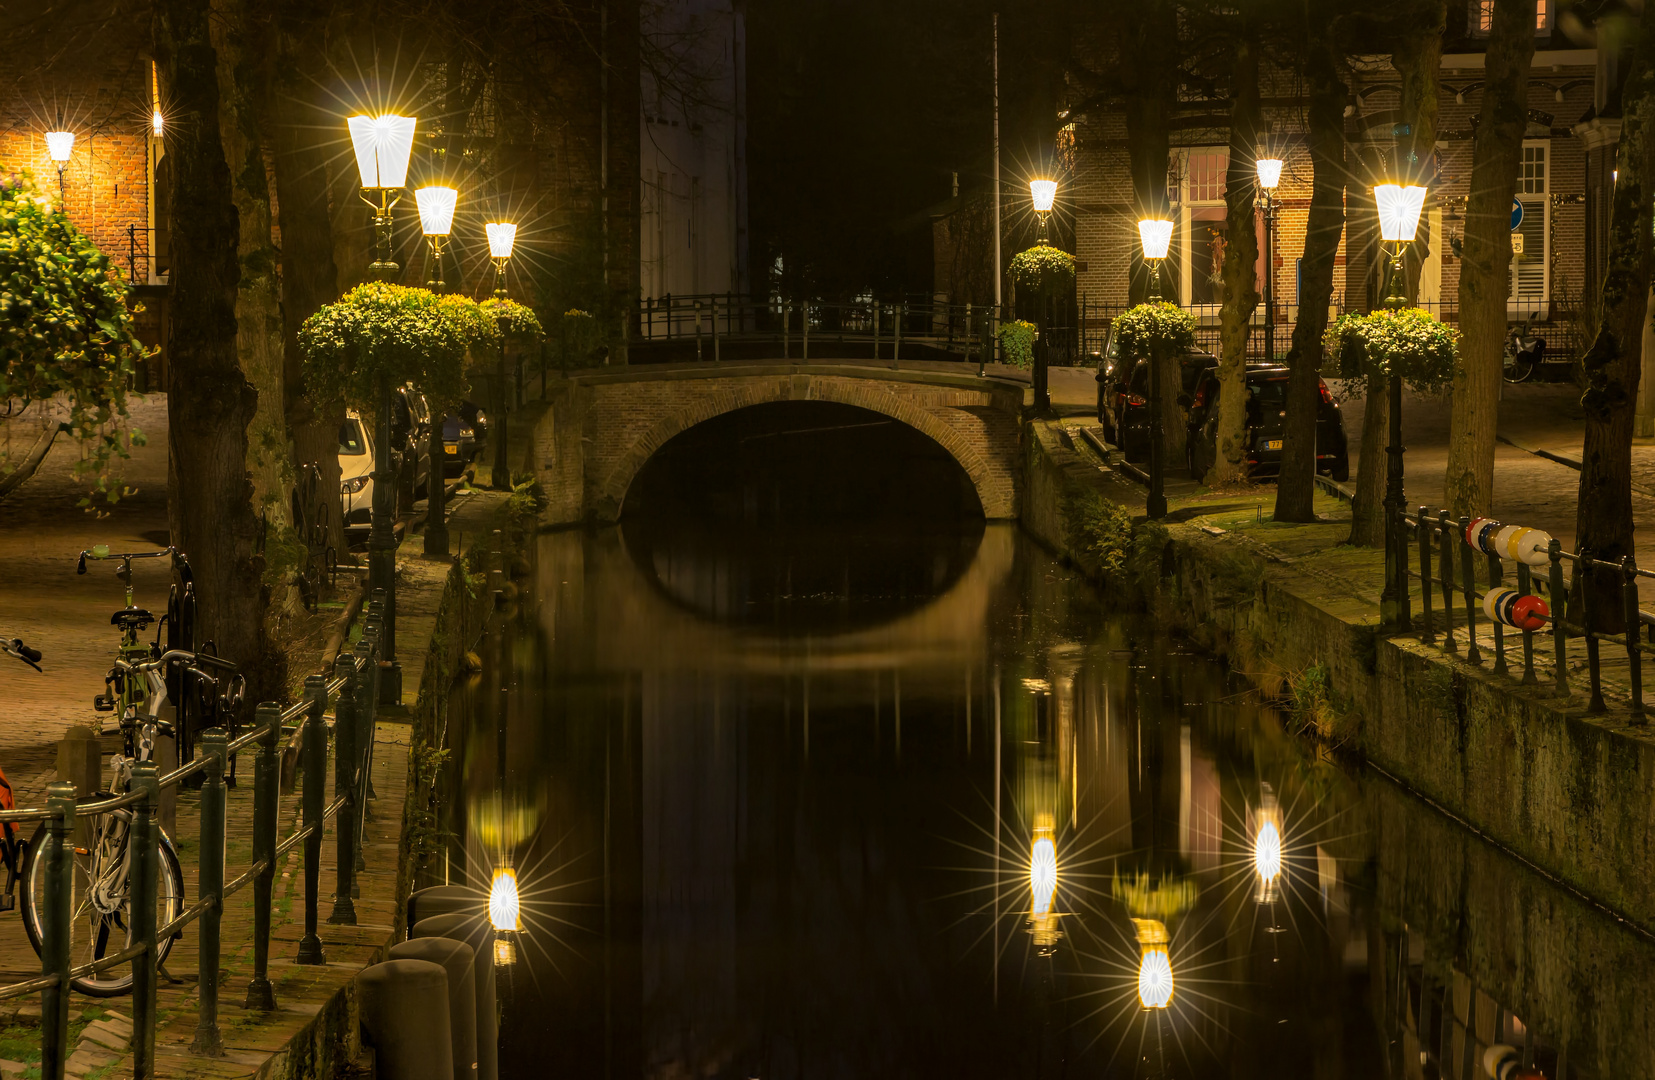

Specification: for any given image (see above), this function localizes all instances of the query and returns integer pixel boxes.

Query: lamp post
[1138,218,1175,520]
[347,114,417,279]
[45,130,74,201]
[347,113,418,704]
[416,186,457,291]
[1255,157,1283,360]
[1376,182,1426,632]
[1028,179,1057,412]
[486,222,517,491]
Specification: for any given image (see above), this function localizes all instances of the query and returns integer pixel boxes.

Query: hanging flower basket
[1111,302,1197,364]
[1009,244,1076,295]
[1323,307,1459,392]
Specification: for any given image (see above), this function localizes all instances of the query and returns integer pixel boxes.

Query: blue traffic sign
[1511,198,1524,232]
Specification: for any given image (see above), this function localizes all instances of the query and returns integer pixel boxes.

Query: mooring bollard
[246,702,281,1010]
[389,937,478,1080]
[357,960,455,1080]
[414,912,499,1080]
[297,674,328,964]
[130,763,160,1078]
[192,727,228,1056]
[329,652,359,925]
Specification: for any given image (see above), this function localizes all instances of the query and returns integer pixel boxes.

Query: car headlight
[341,476,370,494]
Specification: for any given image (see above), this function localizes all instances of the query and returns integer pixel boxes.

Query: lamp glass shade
[1138,947,1174,1009]
[1029,179,1057,214]
[45,131,75,162]
[1029,835,1058,918]
[486,222,518,259]
[489,867,522,932]
[416,186,458,236]
[1138,218,1175,261]
[1253,820,1283,884]
[152,111,164,138]
[346,114,417,189]
[1375,183,1427,242]
[1255,157,1284,190]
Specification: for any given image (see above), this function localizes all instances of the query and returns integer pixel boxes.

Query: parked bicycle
[1502,313,1547,384]
[0,547,244,995]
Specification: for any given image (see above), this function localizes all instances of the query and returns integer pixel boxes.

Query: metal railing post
[1625,556,1645,721]
[40,782,76,1080]
[352,629,378,886]
[245,702,280,1010]
[873,301,881,360]
[1438,510,1457,651]
[1417,507,1435,645]
[329,652,359,924]
[803,301,810,361]
[1549,539,1570,698]
[1488,548,1508,676]
[191,727,228,1057]
[130,763,160,1078]
[1459,517,1482,664]
[1581,552,1606,713]
[783,299,791,360]
[894,302,903,368]
[1517,561,1539,685]
[296,674,328,964]
[695,301,703,362]
[712,295,721,363]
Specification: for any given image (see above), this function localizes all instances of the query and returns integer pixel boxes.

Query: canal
[437,409,1654,1079]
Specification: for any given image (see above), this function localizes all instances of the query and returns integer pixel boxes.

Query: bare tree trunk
[1208,34,1261,486]
[1576,12,1655,635]
[1445,0,1536,518]
[154,0,282,705]
[1273,24,1345,523]
[272,14,345,560]
[211,0,288,535]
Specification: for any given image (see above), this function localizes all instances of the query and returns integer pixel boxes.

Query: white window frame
[1177,147,1228,310]
[1470,0,1552,37]
[1509,139,1549,317]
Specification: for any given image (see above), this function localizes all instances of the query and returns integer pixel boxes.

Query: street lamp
[1027,179,1058,412]
[347,113,417,279]
[347,112,418,705]
[1253,784,1283,906]
[45,130,74,200]
[489,865,522,965]
[1027,812,1060,955]
[1138,217,1175,520]
[415,186,457,291]
[486,222,517,491]
[1375,182,1426,631]
[1255,156,1283,360]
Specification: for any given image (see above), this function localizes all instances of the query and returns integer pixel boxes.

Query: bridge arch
[594,376,1008,520]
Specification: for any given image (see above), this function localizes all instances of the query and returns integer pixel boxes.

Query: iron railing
[0,591,387,1080]
[1391,508,1651,718]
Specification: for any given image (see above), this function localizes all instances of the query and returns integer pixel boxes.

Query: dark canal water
[437,407,1654,1080]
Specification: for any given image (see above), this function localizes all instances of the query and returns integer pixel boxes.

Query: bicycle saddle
[111,607,155,629]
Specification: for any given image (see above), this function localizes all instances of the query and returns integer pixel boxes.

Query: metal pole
[1549,539,1570,698]
[296,674,328,964]
[783,299,791,360]
[40,783,76,1080]
[330,652,359,924]
[992,12,1001,319]
[1460,516,1481,664]
[802,301,809,361]
[130,763,160,1077]
[1148,351,1167,519]
[1380,371,1409,631]
[492,327,511,492]
[894,303,903,369]
[245,703,280,1009]
[712,295,721,363]
[191,727,228,1057]
[1417,507,1435,645]
[695,301,703,362]
[1626,555,1645,721]
[1262,191,1275,360]
[873,302,880,361]
[369,378,401,702]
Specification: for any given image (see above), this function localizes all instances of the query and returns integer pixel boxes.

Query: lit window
[1473,0,1551,34]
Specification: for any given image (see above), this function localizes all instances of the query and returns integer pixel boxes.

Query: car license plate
[445,445,458,455]
[1264,439,1283,451]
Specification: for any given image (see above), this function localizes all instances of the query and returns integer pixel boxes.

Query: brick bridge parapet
[532,362,1028,524]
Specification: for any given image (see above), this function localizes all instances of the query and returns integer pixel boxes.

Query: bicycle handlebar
[76,545,178,575]
[4,636,43,671]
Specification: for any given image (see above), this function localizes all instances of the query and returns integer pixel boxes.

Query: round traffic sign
[1511,198,1524,232]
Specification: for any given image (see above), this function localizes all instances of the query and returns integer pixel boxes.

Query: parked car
[1183,364,1350,482]
[390,384,432,498]
[1094,324,1219,462]
[438,400,489,477]
[339,411,375,539]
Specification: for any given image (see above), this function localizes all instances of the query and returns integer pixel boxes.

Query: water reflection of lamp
[1028,813,1061,953]
[1132,918,1173,1009]
[1253,783,1283,905]
[490,865,521,965]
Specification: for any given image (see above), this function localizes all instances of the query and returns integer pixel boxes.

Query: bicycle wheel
[1502,352,1534,384]
[20,795,186,996]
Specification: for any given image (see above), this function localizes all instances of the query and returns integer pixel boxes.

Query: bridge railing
[0,594,385,1080]
[637,294,1014,365]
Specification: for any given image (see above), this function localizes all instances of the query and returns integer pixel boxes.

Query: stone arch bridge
[531,360,1028,525]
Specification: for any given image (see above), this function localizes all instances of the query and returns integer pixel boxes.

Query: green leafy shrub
[299,282,500,414]
[1009,244,1076,295]
[998,319,1036,369]
[0,171,149,496]
[1323,307,1459,392]
[552,308,603,371]
[1111,302,1197,364]
[479,297,544,341]
[1064,490,1135,574]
